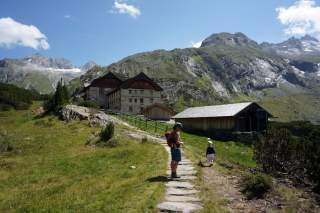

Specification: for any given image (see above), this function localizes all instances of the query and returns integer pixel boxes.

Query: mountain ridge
[69,32,320,123]
[0,54,95,94]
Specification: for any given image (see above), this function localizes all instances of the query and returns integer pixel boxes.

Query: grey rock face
[59,105,90,121]
[59,105,112,127]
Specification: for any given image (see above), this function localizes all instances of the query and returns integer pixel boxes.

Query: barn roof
[173,102,271,119]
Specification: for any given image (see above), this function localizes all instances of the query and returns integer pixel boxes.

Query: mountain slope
[0,54,93,94]
[71,33,319,123]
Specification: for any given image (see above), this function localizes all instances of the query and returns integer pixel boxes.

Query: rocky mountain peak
[262,34,320,57]
[200,32,259,48]
[301,34,319,42]
[23,54,73,69]
[80,61,98,71]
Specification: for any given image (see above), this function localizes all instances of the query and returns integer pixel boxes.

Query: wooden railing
[112,112,173,137]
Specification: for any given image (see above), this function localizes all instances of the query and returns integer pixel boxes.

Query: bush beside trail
[254,121,320,192]
[241,173,273,199]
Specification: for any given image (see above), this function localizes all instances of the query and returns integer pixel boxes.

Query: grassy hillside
[0,104,167,212]
[116,115,320,212]
[261,93,320,123]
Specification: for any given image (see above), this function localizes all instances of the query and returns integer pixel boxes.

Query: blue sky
[0,0,319,66]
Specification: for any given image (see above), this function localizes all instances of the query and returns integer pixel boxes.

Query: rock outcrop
[59,105,113,127]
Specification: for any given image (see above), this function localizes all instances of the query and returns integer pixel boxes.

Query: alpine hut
[172,102,272,139]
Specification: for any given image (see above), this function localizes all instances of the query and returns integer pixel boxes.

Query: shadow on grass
[146,176,169,182]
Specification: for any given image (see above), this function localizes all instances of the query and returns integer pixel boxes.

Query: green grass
[0,106,167,212]
[116,114,256,168]
[181,132,256,168]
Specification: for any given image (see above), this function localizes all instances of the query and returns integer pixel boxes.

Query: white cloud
[0,17,49,50]
[276,0,320,37]
[112,0,141,18]
[191,40,202,48]
[64,15,71,19]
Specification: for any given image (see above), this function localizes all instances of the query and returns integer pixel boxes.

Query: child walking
[206,138,215,165]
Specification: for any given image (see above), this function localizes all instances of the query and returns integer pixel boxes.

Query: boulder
[60,105,113,127]
[60,105,90,121]
[89,112,112,127]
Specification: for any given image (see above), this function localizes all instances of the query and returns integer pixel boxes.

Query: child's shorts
[171,148,181,162]
[207,154,215,163]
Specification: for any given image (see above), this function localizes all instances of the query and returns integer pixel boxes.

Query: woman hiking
[165,122,183,178]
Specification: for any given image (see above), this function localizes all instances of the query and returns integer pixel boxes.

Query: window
[150,98,153,103]
[129,98,132,103]
[140,107,144,112]
[129,106,133,112]
[134,98,137,103]
[140,98,144,104]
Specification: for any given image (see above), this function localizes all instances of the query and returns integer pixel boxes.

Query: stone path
[113,116,203,212]
[157,143,203,213]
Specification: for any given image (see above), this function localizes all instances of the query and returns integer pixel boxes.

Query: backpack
[165,132,175,147]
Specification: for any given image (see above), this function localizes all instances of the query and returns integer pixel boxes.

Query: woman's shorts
[171,148,181,162]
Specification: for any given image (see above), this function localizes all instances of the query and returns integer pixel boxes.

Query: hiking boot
[171,172,180,179]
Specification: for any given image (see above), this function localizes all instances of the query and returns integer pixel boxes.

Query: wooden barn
[173,102,272,139]
[141,103,175,121]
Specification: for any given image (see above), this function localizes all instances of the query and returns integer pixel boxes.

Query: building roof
[89,72,123,88]
[120,72,163,91]
[173,102,271,119]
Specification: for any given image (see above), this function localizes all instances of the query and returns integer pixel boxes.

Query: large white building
[85,72,165,114]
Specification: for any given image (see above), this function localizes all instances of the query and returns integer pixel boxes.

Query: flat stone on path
[111,117,202,212]
[166,169,197,175]
[166,181,195,189]
[167,188,199,196]
[165,195,201,202]
[158,202,202,213]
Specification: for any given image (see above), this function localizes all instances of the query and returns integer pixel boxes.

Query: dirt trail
[202,167,280,213]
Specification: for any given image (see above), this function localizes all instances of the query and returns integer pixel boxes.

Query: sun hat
[173,122,183,130]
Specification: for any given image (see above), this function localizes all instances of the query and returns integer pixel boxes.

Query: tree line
[0,83,49,111]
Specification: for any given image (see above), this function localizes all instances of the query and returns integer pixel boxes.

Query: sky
[0,0,320,66]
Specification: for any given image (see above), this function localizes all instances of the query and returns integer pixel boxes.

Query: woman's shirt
[171,131,181,148]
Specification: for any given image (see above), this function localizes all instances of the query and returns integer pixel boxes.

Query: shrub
[241,173,272,199]
[100,122,114,142]
[141,136,148,144]
[0,132,13,153]
[254,121,320,190]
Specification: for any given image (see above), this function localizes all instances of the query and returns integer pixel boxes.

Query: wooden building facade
[142,103,175,121]
[173,102,272,140]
